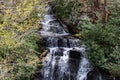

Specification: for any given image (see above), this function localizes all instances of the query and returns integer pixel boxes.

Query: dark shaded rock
[69,50,81,59]
[36,38,46,53]
[87,69,102,80]
[49,26,59,33]
[37,64,43,70]
[58,38,64,47]
[58,38,68,47]
[54,17,79,34]
[67,23,79,34]
[55,17,70,33]
[55,56,61,61]
[102,73,120,80]
[87,68,120,80]
[68,58,80,78]
[54,48,64,56]
[45,5,52,14]
[37,38,46,46]
[115,77,120,80]
[30,71,43,80]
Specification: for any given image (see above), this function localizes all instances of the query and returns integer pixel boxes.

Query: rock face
[54,48,64,56]
[87,69,102,80]
[102,74,120,80]
[30,71,43,80]
[59,21,79,34]
[69,50,81,59]
[36,38,46,53]
[87,69,120,80]
[49,26,59,33]
[32,4,93,80]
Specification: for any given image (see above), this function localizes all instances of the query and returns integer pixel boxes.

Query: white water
[39,5,93,80]
[76,57,92,80]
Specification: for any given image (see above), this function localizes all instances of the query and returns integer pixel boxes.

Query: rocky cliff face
[87,68,120,80]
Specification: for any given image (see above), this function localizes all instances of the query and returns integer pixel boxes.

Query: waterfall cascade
[39,5,94,80]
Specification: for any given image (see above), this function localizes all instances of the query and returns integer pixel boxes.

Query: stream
[37,5,101,80]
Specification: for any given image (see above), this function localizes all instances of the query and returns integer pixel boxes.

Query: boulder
[30,71,43,80]
[87,69,102,80]
[69,50,81,59]
[87,68,120,80]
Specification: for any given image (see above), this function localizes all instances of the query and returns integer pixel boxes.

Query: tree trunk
[94,0,100,8]
[103,0,108,25]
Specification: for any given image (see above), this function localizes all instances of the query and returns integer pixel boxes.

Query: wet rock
[67,24,79,34]
[54,51,63,56]
[37,38,46,46]
[58,38,64,47]
[37,64,43,70]
[102,73,120,80]
[45,5,52,14]
[55,17,69,33]
[87,68,120,80]
[68,59,80,77]
[49,26,59,33]
[37,38,46,53]
[58,38,68,47]
[55,56,61,61]
[54,48,64,56]
[30,71,43,80]
[69,50,81,59]
[58,19,79,34]
[87,69,102,80]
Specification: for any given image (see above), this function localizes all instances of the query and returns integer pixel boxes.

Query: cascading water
[39,5,93,80]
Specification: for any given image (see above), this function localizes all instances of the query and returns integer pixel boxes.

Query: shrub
[77,2,120,76]
[0,0,45,79]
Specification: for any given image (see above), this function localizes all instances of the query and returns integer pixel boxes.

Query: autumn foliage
[0,0,45,79]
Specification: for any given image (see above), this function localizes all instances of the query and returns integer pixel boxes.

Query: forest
[0,0,120,80]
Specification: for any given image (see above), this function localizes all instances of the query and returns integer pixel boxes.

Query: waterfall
[39,5,93,80]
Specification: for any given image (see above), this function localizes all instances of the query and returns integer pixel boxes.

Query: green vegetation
[0,32,40,80]
[51,0,83,25]
[0,0,45,79]
[78,15,120,76]
[50,0,120,77]
[1,0,120,79]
